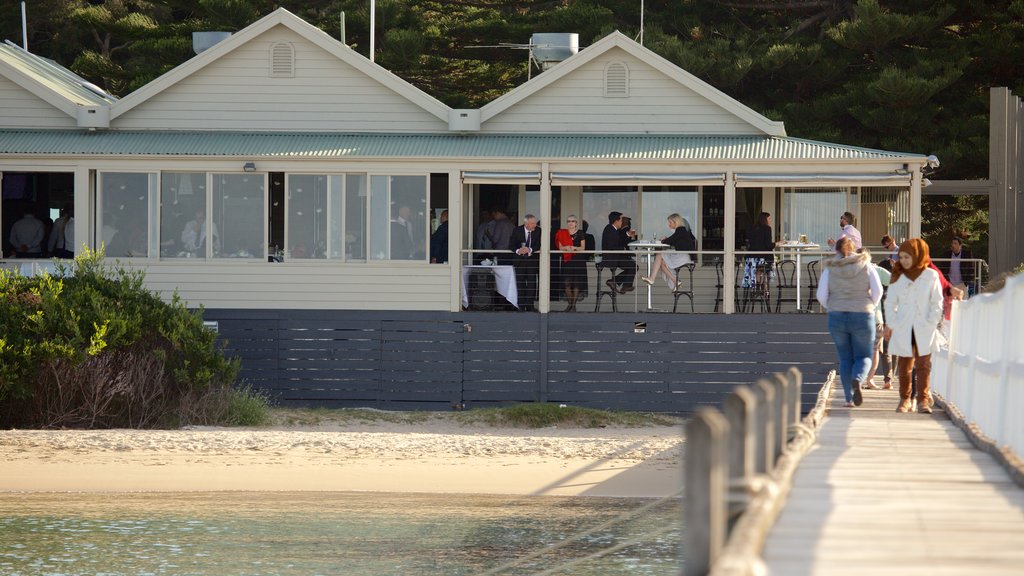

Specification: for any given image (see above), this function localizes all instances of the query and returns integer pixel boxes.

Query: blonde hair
[668,213,684,228]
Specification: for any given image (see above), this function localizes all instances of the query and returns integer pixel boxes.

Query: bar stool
[713,259,741,312]
[774,259,798,312]
[594,262,619,312]
[672,262,696,313]
[805,260,821,312]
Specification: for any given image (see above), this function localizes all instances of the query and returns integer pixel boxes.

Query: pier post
[684,408,729,576]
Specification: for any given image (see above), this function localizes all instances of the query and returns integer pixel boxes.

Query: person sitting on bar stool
[600,211,636,295]
[642,213,695,292]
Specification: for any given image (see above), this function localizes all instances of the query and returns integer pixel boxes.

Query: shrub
[0,248,262,428]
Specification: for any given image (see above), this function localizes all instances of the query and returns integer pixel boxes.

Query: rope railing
[683,367,833,576]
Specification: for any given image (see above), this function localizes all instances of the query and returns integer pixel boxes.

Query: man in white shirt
[9,209,45,257]
[827,211,863,251]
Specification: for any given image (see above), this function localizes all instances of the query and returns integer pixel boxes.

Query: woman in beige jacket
[883,239,944,413]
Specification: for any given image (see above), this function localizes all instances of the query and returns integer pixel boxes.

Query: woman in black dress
[555,214,587,311]
[742,211,779,288]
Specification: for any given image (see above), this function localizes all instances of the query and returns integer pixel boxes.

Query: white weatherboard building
[0,8,930,315]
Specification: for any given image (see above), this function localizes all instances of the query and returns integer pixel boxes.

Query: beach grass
[267,404,681,429]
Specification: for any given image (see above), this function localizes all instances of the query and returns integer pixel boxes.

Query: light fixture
[926,155,940,170]
[922,178,933,187]
[242,161,256,172]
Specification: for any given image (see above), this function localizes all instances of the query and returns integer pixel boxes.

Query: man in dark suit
[508,213,542,310]
[429,209,448,263]
[601,211,637,294]
[390,205,415,260]
[938,236,975,295]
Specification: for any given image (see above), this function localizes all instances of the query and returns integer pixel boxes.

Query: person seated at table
[601,211,636,294]
[642,213,696,291]
[742,211,781,289]
[555,214,586,311]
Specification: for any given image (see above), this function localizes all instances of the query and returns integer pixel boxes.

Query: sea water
[0,492,681,575]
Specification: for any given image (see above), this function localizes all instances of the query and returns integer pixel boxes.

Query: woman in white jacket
[883,239,944,414]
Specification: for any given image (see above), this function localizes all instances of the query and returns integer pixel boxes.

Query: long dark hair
[755,212,770,229]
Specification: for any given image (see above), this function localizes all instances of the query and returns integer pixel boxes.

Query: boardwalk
[762,381,1024,575]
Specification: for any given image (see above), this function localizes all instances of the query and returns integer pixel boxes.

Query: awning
[734,173,912,188]
[462,171,541,185]
[550,172,725,186]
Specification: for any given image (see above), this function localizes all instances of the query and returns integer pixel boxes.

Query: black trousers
[512,255,539,308]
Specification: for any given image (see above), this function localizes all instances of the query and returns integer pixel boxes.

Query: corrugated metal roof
[0,130,924,161]
[0,44,118,106]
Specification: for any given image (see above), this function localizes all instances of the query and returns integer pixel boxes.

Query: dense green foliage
[3,1,1020,252]
[0,248,267,428]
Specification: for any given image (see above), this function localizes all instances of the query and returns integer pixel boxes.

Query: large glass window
[287,174,329,259]
[782,188,847,247]
[581,186,638,249]
[99,172,157,258]
[212,173,265,259]
[640,187,698,241]
[370,175,427,261]
[160,172,206,258]
[344,174,367,260]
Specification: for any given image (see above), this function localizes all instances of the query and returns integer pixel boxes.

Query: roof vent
[530,33,578,70]
[270,42,295,77]
[193,31,231,55]
[604,61,629,97]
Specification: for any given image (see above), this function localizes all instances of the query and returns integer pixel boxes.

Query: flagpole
[370,0,376,62]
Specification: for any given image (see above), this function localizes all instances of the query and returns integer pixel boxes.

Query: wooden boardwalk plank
[762,380,1024,575]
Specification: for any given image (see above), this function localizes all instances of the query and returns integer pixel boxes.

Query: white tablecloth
[462,265,518,308]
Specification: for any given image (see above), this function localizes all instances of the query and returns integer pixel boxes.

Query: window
[212,173,266,259]
[345,174,367,260]
[604,61,629,97]
[640,187,698,242]
[269,42,295,78]
[98,172,158,258]
[783,188,847,247]
[370,175,428,261]
[287,174,329,259]
[160,172,206,258]
[582,186,638,249]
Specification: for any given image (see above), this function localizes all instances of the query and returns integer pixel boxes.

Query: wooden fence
[683,368,832,575]
[203,309,836,413]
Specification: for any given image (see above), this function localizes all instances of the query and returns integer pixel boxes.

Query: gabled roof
[0,41,117,117]
[480,31,786,137]
[110,8,449,122]
[0,130,925,163]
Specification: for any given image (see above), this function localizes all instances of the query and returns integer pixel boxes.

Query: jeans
[827,311,875,403]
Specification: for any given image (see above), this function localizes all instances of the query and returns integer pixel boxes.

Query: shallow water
[0,492,681,575]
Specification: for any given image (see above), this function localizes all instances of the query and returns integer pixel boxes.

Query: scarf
[891,238,930,282]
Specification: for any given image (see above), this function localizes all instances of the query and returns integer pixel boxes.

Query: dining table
[461,264,518,309]
[776,241,821,310]
[627,240,670,311]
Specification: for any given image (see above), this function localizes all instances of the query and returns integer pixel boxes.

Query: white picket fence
[932,273,1024,459]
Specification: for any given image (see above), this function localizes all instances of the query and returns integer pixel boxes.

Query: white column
[448,169,462,312]
[909,170,922,238]
[73,167,91,254]
[723,172,737,314]
[539,163,552,314]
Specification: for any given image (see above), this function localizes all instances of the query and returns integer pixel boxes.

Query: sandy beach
[0,416,684,498]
